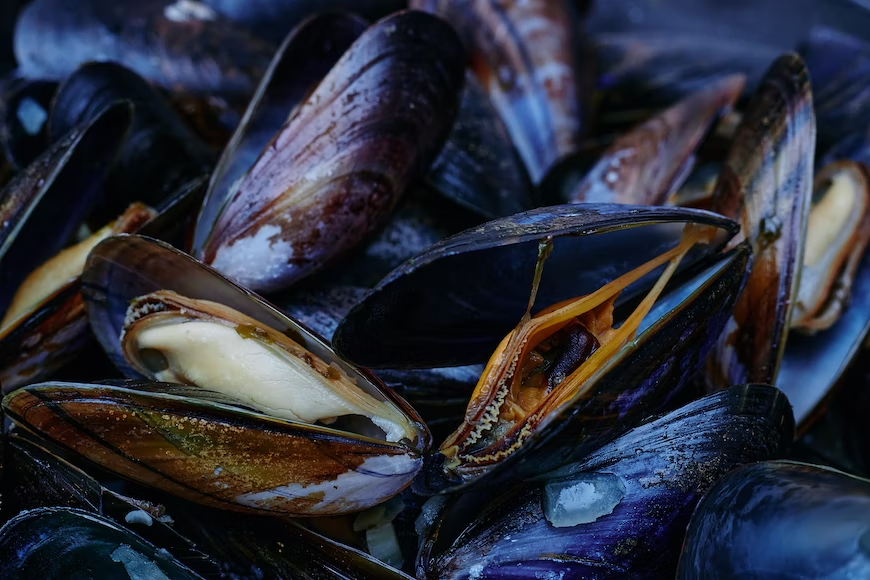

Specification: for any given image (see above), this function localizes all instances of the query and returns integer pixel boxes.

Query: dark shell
[0,507,202,579]
[192,11,369,258]
[593,33,772,115]
[425,72,535,220]
[49,62,214,225]
[677,461,870,579]
[14,0,275,97]
[197,10,465,292]
[706,53,816,388]
[421,384,794,579]
[334,203,738,369]
[0,78,56,170]
[414,241,751,493]
[566,74,744,205]
[0,101,131,317]
[202,0,404,43]
[800,26,870,155]
[413,0,585,185]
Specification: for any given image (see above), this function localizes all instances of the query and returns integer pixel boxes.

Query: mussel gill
[121,290,416,444]
[441,223,716,472]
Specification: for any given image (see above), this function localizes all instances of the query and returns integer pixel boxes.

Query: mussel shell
[565,74,744,205]
[49,62,214,225]
[800,26,870,155]
[425,73,535,220]
[0,176,206,393]
[4,381,424,516]
[593,33,772,115]
[0,507,202,579]
[14,0,275,97]
[413,0,584,185]
[0,78,56,170]
[0,100,132,316]
[192,11,369,257]
[778,162,870,429]
[197,10,465,292]
[334,203,738,369]
[414,242,751,493]
[677,461,870,579]
[706,53,816,387]
[4,431,218,571]
[421,384,794,579]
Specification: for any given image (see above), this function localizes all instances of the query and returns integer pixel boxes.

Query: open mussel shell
[421,384,794,579]
[416,239,750,494]
[49,62,214,225]
[677,461,870,579]
[426,73,535,220]
[195,10,465,292]
[192,11,369,259]
[334,204,739,368]
[706,53,816,388]
[0,507,202,579]
[779,161,870,428]
[413,0,584,186]
[75,234,428,515]
[0,177,205,394]
[0,78,57,170]
[14,0,274,98]
[0,100,132,319]
[564,74,745,205]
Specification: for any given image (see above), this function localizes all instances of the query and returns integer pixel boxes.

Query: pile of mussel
[2,0,870,578]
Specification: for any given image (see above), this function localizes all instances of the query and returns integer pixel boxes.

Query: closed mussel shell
[677,461,870,579]
[706,53,816,388]
[565,74,745,206]
[192,11,369,260]
[75,233,429,515]
[421,384,794,580]
[196,10,465,292]
[425,72,534,220]
[14,0,275,98]
[0,507,202,579]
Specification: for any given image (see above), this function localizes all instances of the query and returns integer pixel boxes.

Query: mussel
[420,384,794,579]
[4,234,429,516]
[335,204,748,492]
[677,461,870,579]
[193,10,465,292]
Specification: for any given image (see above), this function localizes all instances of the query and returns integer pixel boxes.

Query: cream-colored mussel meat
[121,290,415,443]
